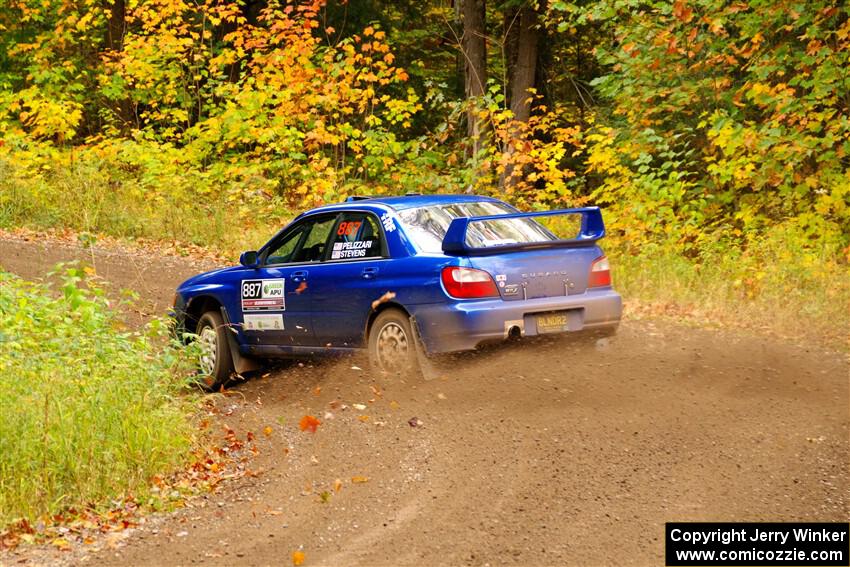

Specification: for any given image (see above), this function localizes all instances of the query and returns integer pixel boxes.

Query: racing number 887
[242,281,262,298]
[337,221,362,237]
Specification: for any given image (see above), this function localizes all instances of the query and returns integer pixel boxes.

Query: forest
[0,0,849,549]
[0,0,848,336]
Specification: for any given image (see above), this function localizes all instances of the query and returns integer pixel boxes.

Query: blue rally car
[173,194,622,387]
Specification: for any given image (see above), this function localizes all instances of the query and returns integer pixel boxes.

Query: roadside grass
[0,155,281,258]
[610,238,850,349]
[0,267,199,526]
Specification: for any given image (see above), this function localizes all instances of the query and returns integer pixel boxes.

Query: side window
[265,225,306,265]
[328,213,385,261]
[290,216,337,263]
[264,215,338,265]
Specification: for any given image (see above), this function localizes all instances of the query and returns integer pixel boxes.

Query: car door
[308,211,390,348]
[240,213,339,349]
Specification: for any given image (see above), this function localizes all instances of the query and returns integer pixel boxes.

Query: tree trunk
[509,5,538,124]
[501,4,539,192]
[461,0,487,158]
[104,0,134,129]
[503,6,520,111]
[105,0,125,51]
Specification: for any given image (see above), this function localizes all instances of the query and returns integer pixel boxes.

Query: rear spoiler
[442,206,606,256]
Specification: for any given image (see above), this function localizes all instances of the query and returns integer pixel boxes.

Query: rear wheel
[368,309,417,375]
[196,310,235,390]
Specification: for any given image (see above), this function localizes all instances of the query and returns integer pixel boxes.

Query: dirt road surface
[1,235,848,566]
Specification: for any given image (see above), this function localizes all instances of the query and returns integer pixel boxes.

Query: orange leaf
[299,415,321,433]
[351,475,369,483]
[333,478,343,492]
[292,550,305,565]
[263,426,273,437]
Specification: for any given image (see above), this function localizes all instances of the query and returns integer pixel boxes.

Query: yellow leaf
[333,478,342,492]
[351,475,369,483]
[292,550,305,565]
[263,426,273,437]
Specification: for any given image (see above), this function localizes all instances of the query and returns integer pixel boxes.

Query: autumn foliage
[0,0,847,334]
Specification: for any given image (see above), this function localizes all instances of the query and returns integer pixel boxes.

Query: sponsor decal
[244,314,284,331]
[331,240,373,259]
[380,212,396,233]
[241,279,285,311]
[503,284,520,296]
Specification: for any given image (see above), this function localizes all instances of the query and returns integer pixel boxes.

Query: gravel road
[1,235,847,567]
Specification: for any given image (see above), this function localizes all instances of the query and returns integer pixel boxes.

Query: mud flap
[409,315,438,381]
[220,307,261,376]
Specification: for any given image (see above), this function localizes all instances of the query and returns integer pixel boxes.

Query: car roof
[311,194,505,213]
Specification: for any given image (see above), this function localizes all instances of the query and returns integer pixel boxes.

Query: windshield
[396,202,557,254]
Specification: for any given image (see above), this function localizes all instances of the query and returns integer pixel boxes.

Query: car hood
[177,265,240,290]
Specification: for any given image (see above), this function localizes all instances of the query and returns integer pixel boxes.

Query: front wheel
[196,310,235,390]
[368,309,418,376]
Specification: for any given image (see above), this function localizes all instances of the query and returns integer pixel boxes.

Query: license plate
[536,312,570,334]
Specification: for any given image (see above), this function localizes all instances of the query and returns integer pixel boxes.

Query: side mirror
[239,250,259,268]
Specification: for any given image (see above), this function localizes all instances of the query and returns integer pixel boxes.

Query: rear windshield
[396,202,557,254]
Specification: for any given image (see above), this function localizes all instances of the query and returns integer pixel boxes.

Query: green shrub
[0,268,198,525]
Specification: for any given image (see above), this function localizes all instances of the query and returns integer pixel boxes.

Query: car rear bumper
[409,288,622,354]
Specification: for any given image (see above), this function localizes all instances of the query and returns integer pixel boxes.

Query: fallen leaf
[299,415,321,433]
[263,426,273,437]
[333,478,343,492]
[313,386,322,396]
[351,476,369,483]
[352,403,367,411]
[357,415,370,422]
[371,291,396,310]
[292,550,305,565]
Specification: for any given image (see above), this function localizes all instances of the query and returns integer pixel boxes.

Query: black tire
[368,308,418,376]
[196,310,235,390]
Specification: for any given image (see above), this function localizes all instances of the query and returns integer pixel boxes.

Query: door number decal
[241,279,285,311]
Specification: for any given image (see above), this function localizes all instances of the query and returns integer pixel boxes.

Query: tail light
[588,256,612,287]
[441,266,499,299]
